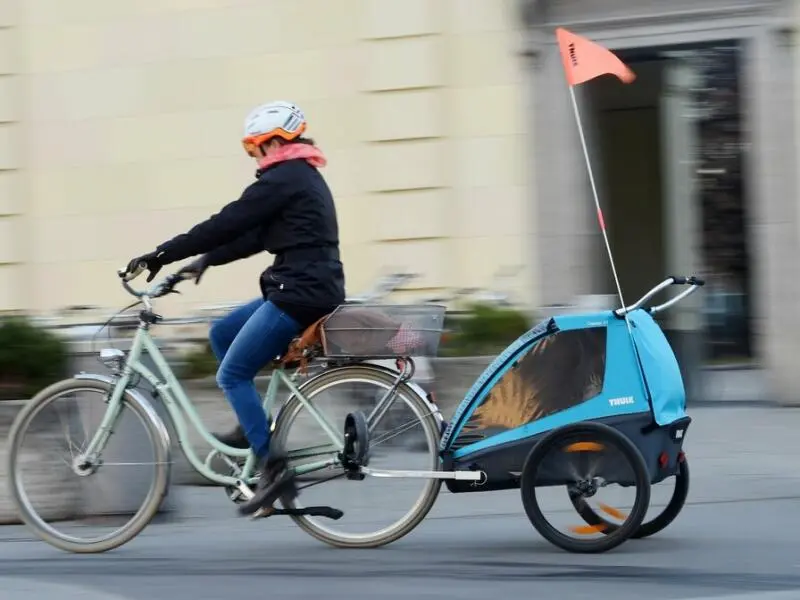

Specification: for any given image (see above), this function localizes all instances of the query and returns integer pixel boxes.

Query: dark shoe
[237,456,298,516]
[214,425,250,449]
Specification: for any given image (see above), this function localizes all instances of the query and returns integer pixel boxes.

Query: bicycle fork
[75,374,130,473]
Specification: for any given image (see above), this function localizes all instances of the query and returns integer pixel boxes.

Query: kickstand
[253,506,344,520]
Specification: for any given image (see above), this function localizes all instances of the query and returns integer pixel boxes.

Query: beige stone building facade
[4,0,800,403]
[0,0,533,315]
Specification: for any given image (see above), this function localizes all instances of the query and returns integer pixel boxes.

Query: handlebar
[117,264,194,312]
[613,275,705,318]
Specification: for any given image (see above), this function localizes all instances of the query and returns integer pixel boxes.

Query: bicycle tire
[6,378,171,554]
[632,457,689,538]
[271,364,442,549]
[520,421,651,554]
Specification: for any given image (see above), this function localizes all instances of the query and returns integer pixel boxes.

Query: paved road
[2,405,800,600]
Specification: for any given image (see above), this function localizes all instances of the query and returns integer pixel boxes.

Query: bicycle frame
[81,322,346,488]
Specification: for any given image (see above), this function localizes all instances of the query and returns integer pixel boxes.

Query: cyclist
[121,101,346,516]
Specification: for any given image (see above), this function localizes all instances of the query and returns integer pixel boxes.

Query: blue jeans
[209,299,301,458]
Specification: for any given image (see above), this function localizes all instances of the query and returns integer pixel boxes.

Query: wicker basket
[320,304,446,358]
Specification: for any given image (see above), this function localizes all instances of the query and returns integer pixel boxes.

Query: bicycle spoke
[287,411,436,467]
[55,402,82,460]
[98,461,173,467]
[287,443,339,461]
[370,411,436,447]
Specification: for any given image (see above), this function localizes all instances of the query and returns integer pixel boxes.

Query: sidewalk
[696,367,771,404]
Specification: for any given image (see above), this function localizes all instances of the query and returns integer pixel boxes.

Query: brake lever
[118,263,146,282]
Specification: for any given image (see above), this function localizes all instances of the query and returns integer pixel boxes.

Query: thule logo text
[608,396,635,407]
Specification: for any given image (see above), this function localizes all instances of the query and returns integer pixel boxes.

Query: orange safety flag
[556,27,635,86]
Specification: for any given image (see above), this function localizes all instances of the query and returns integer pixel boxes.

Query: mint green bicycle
[6,269,475,554]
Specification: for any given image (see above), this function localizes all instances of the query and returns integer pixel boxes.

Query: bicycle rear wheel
[271,364,442,548]
[6,378,171,553]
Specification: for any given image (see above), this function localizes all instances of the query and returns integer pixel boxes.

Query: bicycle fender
[404,379,445,429]
[309,363,446,431]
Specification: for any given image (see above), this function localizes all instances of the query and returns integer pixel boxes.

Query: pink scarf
[257,143,327,171]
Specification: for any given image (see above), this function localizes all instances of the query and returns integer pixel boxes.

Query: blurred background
[0,0,798,404]
[3,4,800,598]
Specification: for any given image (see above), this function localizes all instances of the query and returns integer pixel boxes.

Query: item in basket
[386,323,426,355]
[323,308,403,356]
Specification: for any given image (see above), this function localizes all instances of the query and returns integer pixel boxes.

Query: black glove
[123,251,164,283]
[177,255,210,285]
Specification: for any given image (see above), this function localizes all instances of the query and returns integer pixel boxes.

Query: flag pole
[556,27,649,404]
[565,85,628,313]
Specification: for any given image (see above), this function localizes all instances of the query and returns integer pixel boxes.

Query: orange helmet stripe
[242,122,307,155]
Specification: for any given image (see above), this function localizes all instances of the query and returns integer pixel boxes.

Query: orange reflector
[598,503,627,520]
[565,442,604,453]
[569,524,606,535]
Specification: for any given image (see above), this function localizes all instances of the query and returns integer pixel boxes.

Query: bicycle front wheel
[271,364,443,548]
[6,378,171,553]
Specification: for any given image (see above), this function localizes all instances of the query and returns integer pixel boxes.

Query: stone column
[660,57,706,403]
[746,27,800,404]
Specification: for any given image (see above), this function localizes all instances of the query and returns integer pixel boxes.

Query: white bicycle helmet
[241,101,307,154]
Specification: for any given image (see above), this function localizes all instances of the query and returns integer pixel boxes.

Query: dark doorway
[583,41,754,365]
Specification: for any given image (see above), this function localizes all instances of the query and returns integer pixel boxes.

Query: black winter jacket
[154,158,346,326]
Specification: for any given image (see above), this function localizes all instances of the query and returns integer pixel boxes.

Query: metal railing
[30,266,527,353]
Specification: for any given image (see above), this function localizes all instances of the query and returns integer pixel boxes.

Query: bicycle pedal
[251,506,277,520]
